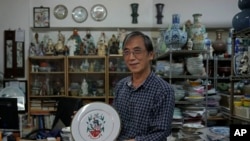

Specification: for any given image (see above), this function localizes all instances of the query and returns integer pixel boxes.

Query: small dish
[71,102,121,141]
[90,4,107,21]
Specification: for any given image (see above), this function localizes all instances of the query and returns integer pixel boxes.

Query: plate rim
[90,4,107,22]
[53,4,68,20]
[72,6,88,23]
[71,101,121,141]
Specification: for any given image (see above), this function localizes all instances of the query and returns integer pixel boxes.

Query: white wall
[0,0,240,79]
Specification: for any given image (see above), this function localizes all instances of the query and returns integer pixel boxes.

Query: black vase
[155,3,164,24]
[238,0,250,10]
[232,0,250,31]
[131,3,139,24]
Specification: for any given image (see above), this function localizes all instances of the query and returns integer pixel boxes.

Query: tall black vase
[155,3,164,24]
[130,3,139,24]
[232,0,250,31]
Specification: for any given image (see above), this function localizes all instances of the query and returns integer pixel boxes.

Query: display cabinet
[67,56,107,103]
[28,56,66,115]
[107,55,130,104]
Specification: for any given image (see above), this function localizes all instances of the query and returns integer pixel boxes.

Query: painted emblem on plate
[86,113,106,139]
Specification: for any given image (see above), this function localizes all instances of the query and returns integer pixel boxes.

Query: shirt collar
[126,71,155,89]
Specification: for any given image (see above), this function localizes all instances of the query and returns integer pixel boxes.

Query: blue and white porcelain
[164,14,187,50]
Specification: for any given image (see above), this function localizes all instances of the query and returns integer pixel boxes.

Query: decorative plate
[54,4,68,19]
[209,126,229,137]
[72,6,88,23]
[71,102,121,141]
[90,4,107,21]
[0,86,25,111]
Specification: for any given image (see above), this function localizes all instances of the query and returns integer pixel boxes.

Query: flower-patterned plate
[71,102,121,141]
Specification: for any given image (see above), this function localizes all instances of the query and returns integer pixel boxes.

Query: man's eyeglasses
[123,49,145,58]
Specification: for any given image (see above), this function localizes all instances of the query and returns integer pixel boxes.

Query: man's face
[123,36,154,74]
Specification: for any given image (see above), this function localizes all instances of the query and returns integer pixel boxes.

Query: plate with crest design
[71,102,121,141]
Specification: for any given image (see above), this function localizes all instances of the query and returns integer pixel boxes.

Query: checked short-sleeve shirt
[112,72,175,141]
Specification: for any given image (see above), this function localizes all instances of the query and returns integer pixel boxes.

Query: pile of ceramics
[186,54,205,76]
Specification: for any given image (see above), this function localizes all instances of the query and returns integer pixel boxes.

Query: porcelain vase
[156,29,167,56]
[212,30,227,54]
[190,13,206,50]
[164,14,187,50]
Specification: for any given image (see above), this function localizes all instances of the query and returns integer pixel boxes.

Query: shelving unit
[230,27,250,123]
[156,49,211,128]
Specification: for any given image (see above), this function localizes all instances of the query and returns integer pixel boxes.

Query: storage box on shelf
[234,106,250,119]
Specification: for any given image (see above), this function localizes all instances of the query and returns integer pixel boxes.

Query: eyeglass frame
[122,47,147,58]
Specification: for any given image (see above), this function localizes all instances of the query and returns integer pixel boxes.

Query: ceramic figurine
[117,28,127,48]
[68,29,83,55]
[67,39,77,56]
[46,39,54,55]
[58,30,65,45]
[108,34,119,54]
[239,51,249,74]
[54,40,65,55]
[83,31,95,55]
[97,42,106,56]
[80,59,89,72]
[81,78,88,96]
[187,38,193,50]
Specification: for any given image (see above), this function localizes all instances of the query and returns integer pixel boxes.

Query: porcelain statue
[67,39,77,56]
[81,78,88,96]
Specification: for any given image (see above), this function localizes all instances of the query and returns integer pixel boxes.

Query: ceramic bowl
[185,96,205,102]
[207,109,218,116]
[243,100,250,107]
[175,92,185,101]
[189,81,201,86]
[96,80,104,87]
[186,65,204,75]
[97,88,104,94]
[234,101,242,106]
[39,67,49,72]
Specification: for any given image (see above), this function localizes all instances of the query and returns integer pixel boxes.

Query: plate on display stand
[71,102,121,141]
